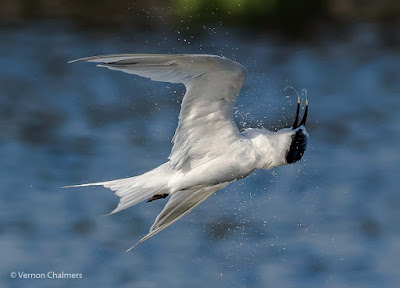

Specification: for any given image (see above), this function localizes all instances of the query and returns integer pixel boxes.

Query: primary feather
[70,54,247,171]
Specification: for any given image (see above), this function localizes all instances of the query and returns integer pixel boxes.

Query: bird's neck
[242,128,294,170]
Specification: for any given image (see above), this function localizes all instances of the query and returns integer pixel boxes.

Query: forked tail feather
[63,162,173,214]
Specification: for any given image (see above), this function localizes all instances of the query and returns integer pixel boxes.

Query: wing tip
[68,54,138,65]
[68,56,99,64]
[126,243,138,252]
[126,236,148,252]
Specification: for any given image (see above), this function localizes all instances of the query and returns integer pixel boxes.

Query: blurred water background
[1,1,400,287]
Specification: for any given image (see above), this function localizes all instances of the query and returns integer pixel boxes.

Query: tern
[66,54,309,251]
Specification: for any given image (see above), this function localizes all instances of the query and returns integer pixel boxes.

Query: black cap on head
[286,129,308,164]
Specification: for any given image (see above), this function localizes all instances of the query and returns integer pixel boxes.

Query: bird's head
[243,97,309,169]
[285,97,309,164]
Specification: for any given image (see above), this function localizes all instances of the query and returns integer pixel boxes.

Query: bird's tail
[63,162,173,214]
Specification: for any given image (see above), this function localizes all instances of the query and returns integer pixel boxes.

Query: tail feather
[64,162,173,214]
[62,182,108,188]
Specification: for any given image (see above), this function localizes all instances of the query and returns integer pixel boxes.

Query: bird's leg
[146,193,169,203]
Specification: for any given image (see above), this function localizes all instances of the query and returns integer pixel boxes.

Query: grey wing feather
[70,54,247,171]
[126,183,228,251]
[69,54,234,84]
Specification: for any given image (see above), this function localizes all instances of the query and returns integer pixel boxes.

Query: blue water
[1,22,400,288]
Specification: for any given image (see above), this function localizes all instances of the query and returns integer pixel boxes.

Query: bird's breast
[168,140,257,192]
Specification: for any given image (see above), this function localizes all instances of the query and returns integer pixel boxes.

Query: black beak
[299,99,308,127]
[292,98,308,129]
[292,96,300,129]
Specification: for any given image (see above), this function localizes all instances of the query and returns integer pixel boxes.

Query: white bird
[65,54,309,251]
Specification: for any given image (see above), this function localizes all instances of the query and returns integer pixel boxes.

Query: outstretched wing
[126,183,228,251]
[70,54,247,171]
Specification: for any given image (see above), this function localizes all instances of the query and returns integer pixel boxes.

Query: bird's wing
[70,54,247,171]
[126,183,228,251]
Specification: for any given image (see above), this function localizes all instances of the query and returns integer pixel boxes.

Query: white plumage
[66,54,309,251]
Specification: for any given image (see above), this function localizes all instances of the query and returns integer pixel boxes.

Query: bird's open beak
[292,97,308,129]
